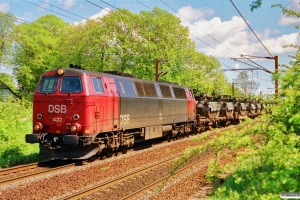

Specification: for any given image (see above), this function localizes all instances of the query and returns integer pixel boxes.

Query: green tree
[57,7,229,94]
[0,73,17,93]
[207,3,300,199]
[0,12,15,67]
[13,15,68,99]
[250,0,263,11]
[233,71,260,97]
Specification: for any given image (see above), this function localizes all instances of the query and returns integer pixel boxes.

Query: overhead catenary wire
[160,0,238,56]
[240,55,273,73]
[136,0,236,69]
[85,0,110,12]
[256,72,273,83]
[229,0,274,58]
[22,0,80,21]
[15,0,274,90]
[99,0,117,10]
[136,0,152,10]
[96,0,130,15]
[0,12,31,24]
[38,0,86,20]
[90,0,234,69]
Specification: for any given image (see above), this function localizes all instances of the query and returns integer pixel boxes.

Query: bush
[0,97,40,168]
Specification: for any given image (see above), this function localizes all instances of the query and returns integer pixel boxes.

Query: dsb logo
[48,105,67,114]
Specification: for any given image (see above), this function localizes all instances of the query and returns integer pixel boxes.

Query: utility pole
[232,82,235,97]
[155,59,160,81]
[231,55,279,95]
[274,55,278,95]
[155,58,168,81]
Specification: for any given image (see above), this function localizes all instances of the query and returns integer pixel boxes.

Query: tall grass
[207,100,300,199]
[0,97,41,168]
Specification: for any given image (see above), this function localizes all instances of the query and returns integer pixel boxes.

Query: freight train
[25,66,266,160]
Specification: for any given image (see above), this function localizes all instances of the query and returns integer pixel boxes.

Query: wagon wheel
[196,125,202,133]
[166,133,172,142]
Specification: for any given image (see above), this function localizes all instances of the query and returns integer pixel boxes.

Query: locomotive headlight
[33,122,43,133]
[57,68,64,75]
[70,123,81,134]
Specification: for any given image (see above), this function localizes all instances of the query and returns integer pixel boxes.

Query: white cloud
[182,6,299,59]
[59,0,76,9]
[263,32,300,54]
[289,0,300,11]
[234,63,240,69]
[0,2,10,13]
[73,9,110,25]
[278,16,300,26]
[177,6,214,22]
[88,9,110,20]
[278,0,300,26]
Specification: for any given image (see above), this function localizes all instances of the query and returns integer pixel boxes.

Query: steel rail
[0,163,77,187]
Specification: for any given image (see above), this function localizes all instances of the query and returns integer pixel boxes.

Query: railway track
[0,120,264,199]
[0,140,168,189]
[59,149,215,200]
[0,162,39,176]
[0,161,80,187]
[0,121,247,190]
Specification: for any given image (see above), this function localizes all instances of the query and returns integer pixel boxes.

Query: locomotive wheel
[121,146,128,154]
[100,155,106,160]
[102,148,113,158]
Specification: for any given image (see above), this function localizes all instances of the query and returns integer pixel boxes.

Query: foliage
[250,0,263,11]
[12,15,69,100]
[207,4,300,199]
[0,12,15,66]
[0,97,40,168]
[11,8,229,99]
[0,73,18,93]
[207,115,300,199]
[233,71,260,98]
[272,4,300,29]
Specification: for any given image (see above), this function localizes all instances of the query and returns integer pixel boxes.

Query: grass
[0,98,41,168]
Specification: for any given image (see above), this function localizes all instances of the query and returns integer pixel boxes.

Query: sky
[0,0,300,95]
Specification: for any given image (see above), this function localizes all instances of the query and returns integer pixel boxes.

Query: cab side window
[173,87,187,99]
[92,77,105,93]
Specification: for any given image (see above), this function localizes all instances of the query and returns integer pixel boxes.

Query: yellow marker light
[34,124,40,131]
[84,130,89,133]
[70,125,77,132]
[33,122,43,133]
[57,68,64,75]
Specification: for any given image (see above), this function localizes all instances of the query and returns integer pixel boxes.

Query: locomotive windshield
[37,76,58,93]
[61,76,82,93]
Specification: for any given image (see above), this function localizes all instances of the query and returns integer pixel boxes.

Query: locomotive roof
[45,68,188,88]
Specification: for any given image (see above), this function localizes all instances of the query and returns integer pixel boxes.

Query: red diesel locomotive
[26,67,196,159]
